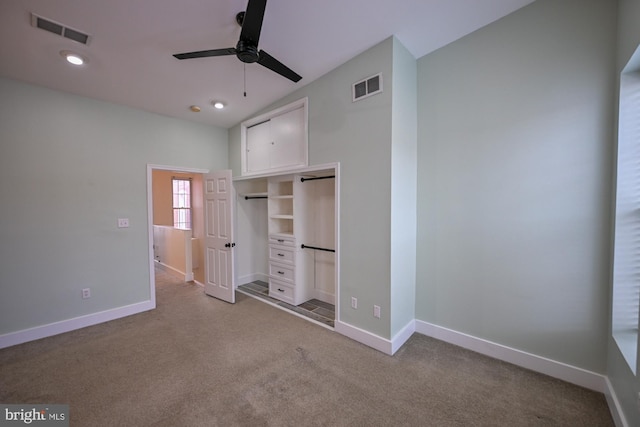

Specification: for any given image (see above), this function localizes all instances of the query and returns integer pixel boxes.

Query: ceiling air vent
[31,13,91,45]
[353,73,383,102]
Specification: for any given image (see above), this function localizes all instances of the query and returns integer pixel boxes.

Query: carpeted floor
[0,268,614,426]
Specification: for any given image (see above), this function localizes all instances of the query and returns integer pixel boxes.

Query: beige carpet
[0,268,614,426]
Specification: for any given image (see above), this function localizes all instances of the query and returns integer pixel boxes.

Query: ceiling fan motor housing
[236,40,259,63]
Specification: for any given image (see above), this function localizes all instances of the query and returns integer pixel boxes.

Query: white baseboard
[604,376,630,427]
[335,319,415,355]
[391,319,416,354]
[335,321,394,354]
[0,300,155,349]
[415,320,606,392]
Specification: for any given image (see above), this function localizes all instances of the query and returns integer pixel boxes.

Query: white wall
[415,0,616,373]
[153,225,192,279]
[0,78,228,339]
[390,38,417,337]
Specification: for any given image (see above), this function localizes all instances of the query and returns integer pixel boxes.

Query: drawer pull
[277,271,285,275]
[277,239,285,243]
[277,288,285,292]
[277,253,285,257]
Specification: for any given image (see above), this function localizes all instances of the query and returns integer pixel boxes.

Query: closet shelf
[270,214,294,219]
[269,195,294,199]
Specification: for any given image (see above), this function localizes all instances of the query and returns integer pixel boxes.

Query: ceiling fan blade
[257,50,302,82]
[173,48,236,60]
[239,0,267,45]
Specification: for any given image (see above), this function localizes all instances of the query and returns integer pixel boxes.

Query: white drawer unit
[269,279,295,305]
[269,262,295,284]
[269,234,295,247]
[265,175,314,306]
[269,245,294,265]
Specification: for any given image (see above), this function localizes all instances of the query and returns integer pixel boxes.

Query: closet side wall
[302,177,336,304]
[234,179,269,285]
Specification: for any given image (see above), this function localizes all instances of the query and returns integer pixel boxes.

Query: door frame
[146,164,209,307]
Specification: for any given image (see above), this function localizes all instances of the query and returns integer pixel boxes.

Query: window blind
[612,71,640,373]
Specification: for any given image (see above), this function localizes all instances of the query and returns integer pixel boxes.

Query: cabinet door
[270,108,305,169]
[246,121,271,173]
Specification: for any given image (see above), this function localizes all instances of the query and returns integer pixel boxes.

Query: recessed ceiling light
[213,101,225,109]
[190,105,201,112]
[60,50,86,65]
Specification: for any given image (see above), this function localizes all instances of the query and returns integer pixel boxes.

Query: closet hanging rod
[300,175,335,182]
[244,195,268,200]
[301,244,335,253]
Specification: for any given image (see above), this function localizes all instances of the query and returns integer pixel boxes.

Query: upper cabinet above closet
[241,98,308,176]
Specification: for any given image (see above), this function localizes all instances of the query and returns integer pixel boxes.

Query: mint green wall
[608,1,640,425]
[415,0,616,373]
[230,38,395,338]
[390,38,417,337]
[0,78,228,335]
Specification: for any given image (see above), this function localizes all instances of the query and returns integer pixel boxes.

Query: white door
[203,170,235,303]
[270,108,304,169]
[246,120,271,173]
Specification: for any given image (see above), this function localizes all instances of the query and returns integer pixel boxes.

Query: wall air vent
[353,73,383,102]
[31,13,91,45]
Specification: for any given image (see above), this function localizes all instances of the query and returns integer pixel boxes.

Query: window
[612,58,640,375]
[172,178,192,230]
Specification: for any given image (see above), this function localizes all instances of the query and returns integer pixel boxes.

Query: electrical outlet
[117,218,130,228]
[82,288,91,299]
[374,305,381,318]
[351,297,358,309]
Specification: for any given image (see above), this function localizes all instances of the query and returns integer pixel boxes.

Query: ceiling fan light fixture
[213,101,225,109]
[60,50,86,65]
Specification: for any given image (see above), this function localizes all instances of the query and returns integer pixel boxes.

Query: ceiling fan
[173,0,302,83]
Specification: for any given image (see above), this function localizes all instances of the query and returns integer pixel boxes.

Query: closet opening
[233,164,339,329]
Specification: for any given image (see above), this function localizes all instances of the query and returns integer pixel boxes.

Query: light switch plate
[117,218,129,228]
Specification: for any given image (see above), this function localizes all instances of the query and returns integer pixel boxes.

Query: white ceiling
[0,0,535,129]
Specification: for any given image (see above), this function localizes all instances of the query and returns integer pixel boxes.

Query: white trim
[334,319,415,356]
[0,300,154,349]
[335,321,394,355]
[391,319,416,354]
[604,377,630,427]
[232,162,339,182]
[415,320,606,392]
